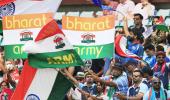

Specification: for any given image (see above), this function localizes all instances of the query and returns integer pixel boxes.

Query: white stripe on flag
[62,28,115,46]
[2,28,40,45]
[23,34,73,54]
[24,68,58,100]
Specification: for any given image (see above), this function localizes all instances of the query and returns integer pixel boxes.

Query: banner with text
[62,15,115,59]
[2,13,53,59]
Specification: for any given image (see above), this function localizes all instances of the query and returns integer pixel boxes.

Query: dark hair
[141,65,153,76]
[144,44,155,51]
[167,33,170,44]
[113,63,124,71]
[133,69,143,76]
[153,16,160,19]
[0,81,10,88]
[134,13,143,20]
[156,45,164,52]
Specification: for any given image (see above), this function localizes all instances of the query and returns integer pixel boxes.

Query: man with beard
[64,70,97,100]
[88,63,128,100]
[116,69,148,100]
[123,16,144,58]
[153,51,170,89]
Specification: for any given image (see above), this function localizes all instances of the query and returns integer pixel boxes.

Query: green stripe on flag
[74,43,114,59]
[4,44,28,59]
[48,72,73,100]
[28,49,84,68]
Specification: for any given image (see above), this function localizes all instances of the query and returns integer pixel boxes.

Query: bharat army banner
[62,15,115,59]
[2,13,53,59]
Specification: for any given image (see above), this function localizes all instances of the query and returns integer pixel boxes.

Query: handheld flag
[11,60,73,100]
[23,19,84,68]
[115,35,141,60]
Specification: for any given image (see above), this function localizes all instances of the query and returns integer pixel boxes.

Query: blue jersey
[128,42,144,58]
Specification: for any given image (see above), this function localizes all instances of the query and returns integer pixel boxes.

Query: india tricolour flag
[0,0,62,18]
[23,19,84,68]
[2,13,53,59]
[11,60,73,100]
[62,15,115,59]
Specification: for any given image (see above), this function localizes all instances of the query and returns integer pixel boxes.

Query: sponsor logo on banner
[53,35,65,49]
[26,94,40,100]
[20,30,33,41]
[81,33,95,44]
[0,2,15,18]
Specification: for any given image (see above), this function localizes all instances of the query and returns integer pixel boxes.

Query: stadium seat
[54,12,66,20]
[95,11,103,16]
[80,11,94,18]
[115,20,123,26]
[165,17,170,26]
[66,11,80,17]
[156,9,170,18]
[128,20,134,27]
[143,19,152,26]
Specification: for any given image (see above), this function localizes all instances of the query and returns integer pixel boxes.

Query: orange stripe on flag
[11,60,37,100]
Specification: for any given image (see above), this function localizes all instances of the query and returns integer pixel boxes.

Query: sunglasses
[153,82,161,84]
[157,57,165,59]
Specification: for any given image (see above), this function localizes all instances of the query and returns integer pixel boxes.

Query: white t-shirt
[133,3,155,19]
[116,0,135,20]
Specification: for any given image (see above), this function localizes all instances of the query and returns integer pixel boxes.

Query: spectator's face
[152,18,159,25]
[132,72,142,83]
[85,75,94,84]
[156,55,165,64]
[76,77,84,83]
[152,78,161,91]
[133,15,142,25]
[145,49,155,56]
[111,68,122,77]
[1,82,8,89]
[97,82,103,92]
[127,64,135,72]
[157,31,166,40]
[5,60,15,70]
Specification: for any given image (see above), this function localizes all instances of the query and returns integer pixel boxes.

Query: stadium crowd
[0,0,170,100]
